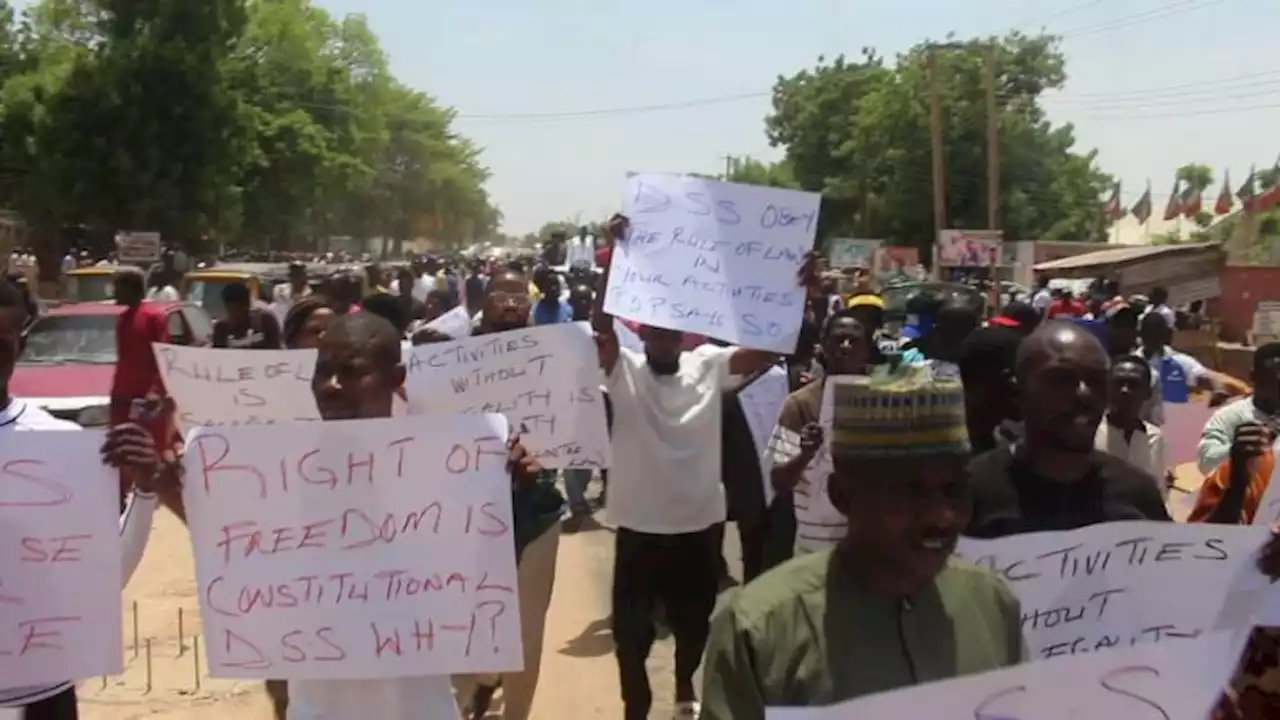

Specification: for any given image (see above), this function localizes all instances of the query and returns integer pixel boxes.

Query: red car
[11,300,214,426]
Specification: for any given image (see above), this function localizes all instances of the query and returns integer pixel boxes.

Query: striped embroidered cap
[830,364,970,459]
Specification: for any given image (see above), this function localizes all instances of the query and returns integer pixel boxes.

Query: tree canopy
[764,34,1113,252]
[0,0,497,255]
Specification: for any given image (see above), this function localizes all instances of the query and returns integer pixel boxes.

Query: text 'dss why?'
[606,173,820,353]
[181,414,522,680]
[403,322,610,470]
[0,430,122,686]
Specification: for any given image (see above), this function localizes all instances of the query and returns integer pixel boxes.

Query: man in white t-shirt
[270,262,312,324]
[285,313,460,720]
[591,214,814,720]
[0,279,173,719]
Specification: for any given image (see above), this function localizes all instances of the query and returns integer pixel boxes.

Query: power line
[1045,69,1280,100]
[1058,0,1226,40]
[1006,0,1111,32]
[454,64,1280,123]
[456,91,768,120]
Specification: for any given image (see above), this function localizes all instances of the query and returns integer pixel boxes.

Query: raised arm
[592,214,627,376]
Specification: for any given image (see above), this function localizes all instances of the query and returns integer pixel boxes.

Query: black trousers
[612,525,720,720]
[21,687,77,720]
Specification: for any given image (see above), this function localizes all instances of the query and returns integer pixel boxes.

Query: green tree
[0,0,498,258]
[766,34,1112,251]
[41,0,248,249]
[724,156,797,188]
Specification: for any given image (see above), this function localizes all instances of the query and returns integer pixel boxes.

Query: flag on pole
[1258,155,1280,211]
[1214,170,1233,215]
[1101,181,1123,221]
[1130,184,1152,223]
[1163,179,1183,221]
[1238,165,1258,210]
[1181,182,1202,218]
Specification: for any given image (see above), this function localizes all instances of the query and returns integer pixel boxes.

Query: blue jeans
[564,469,594,515]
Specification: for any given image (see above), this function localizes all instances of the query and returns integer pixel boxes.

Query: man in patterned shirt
[768,307,875,556]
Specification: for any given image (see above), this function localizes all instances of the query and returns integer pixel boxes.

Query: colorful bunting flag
[1180,182,1202,218]
[1238,166,1257,210]
[1214,170,1233,215]
[1162,179,1183,221]
[1130,185,1152,223]
[1101,182,1123,221]
[1258,155,1280,212]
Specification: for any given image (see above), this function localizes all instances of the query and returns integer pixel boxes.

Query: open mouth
[912,535,956,558]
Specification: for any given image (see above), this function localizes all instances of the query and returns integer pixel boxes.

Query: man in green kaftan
[701,365,1025,718]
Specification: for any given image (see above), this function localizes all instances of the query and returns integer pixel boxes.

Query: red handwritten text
[0,459,72,507]
[213,502,507,566]
[19,534,93,563]
[204,569,513,618]
[194,433,418,499]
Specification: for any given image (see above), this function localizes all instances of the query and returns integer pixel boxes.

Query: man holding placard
[263,312,541,720]
[594,213,818,720]
[0,278,175,720]
[453,267,568,720]
[701,367,1023,719]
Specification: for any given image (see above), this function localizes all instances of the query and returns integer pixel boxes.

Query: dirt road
[80,509,687,719]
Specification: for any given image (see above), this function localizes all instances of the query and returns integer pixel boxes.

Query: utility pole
[984,45,1000,231]
[927,50,947,276]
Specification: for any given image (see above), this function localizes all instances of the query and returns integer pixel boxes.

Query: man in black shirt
[965,320,1170,538]
[212,282,281,349]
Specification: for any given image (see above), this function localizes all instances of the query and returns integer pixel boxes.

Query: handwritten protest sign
[956,521,1269,661]
[738,366,788,506]
[0,431,122,686]
[182,415,521,679]
[403,322,610,469]
[423,305,473,340]
[784,378,843,553]
[154,344,320,432]
[766,629,1246,720]
[606,173,820,353]
[1249,461,1280,527]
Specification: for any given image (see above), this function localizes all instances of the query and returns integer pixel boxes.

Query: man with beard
[701,365,1023,718]
[965,321,1170,537]
[285,312,543,720]
[592,215,815,720]
[767,308,875,557]
[459,267,565,720]
[966,324,1280,718]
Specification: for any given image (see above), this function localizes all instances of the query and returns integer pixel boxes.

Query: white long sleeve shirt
[0,400,157,708]
[1197,396,1278,475]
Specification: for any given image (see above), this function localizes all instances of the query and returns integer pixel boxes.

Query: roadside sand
[80,464,1205,719]
[80,510,667,719]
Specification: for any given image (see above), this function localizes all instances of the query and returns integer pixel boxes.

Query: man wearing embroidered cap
[702,365,1024,718]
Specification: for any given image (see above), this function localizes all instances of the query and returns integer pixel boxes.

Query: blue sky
[311,0,1276,234]
[20,0,1275,235]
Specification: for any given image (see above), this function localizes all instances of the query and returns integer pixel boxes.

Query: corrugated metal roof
[1032,242,1221,273]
